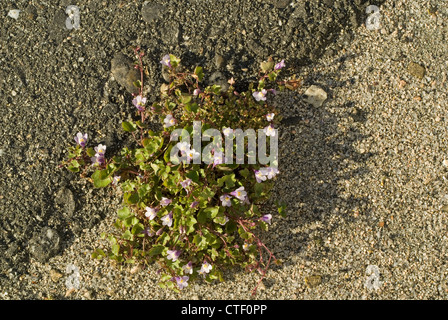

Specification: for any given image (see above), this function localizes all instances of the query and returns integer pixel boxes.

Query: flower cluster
[254,166,280,183]
[65,52,290,295]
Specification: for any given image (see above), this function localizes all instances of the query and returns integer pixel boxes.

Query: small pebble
[8,10,20,20]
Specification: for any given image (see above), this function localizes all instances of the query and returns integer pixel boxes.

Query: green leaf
[180,94,192,104]
[185,102,199,113]
[67,165,80,173]
[123,216,139,228]
[169,54,181,68]
[122,121,137,132]
[204,206,220,219]
[186,170,199,183]
[197,209,208,224]
[260,60,274,72]
[213,215,227,225]
[194,66,204,81]
[217,174,236,189]
[259,221,268,231]
[226,221,237,234]
[268,71,278,82]
[112,244,120,256]
[131,223,144,236]
[239,168,250,178]
[276,200,287,217]
[86,147,96,157]
[238,226,251,240]
[133,80,142,88]
[122,229,133,241]
[91,249,106,259]
[117,206,132,220]
[125,191,140,205]
[164,145,173,163]
[254,182,264,197]
[92,169,113,188]
[186,216,197,234]
[148,245,165,257]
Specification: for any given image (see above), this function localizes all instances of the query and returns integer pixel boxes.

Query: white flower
[145,207,158,220]
[260,166,280,179]
[186,148,200,161]
[253,89,267,102]
[220,194,232,207]
[223,127,234,136]
[263,124,276,137]
[230,186,247,201]
[176,141,191,153]
[199,261,212,274]
[255,170,267,183]
[164,114,177,128]
[266,113,275,121]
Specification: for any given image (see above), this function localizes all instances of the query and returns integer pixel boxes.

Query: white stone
[8,10,20,20]
[304,85,327,107]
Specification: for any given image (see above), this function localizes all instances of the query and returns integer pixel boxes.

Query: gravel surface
[1,0,448,300]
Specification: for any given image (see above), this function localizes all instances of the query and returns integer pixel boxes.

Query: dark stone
[54,187,76,217]
[111,53,140,94]
[208,71,229,92]
[141,2,166,23]
[269,0,291,9]
[28,228,61,263]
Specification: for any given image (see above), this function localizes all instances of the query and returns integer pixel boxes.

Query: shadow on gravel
[257,75,374,289]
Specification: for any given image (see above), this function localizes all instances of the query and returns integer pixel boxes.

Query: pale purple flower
[190,201,199,209]
[254,170,267,183]
[175,276,189,290]
[167,249,181,262]
[74,132,88,148]
[242,243,250,251]
[199,261,212,275]
[164,114,177,128]
[260,167,279,179]
[161,212,173,227]
[183,261,193,274]
[274,59,285,70]
[253,89,267,102]
[260,214,272,224]
[132,95,147,111]
[142,227,154,237]
[160,54,171,68]
[156,227,164,236]
[145,206,158,220]
[193,89,201,96]
[266,113,275,121]
[160,197,172,207]
[181,178,192,190]
[263,124,276,137]
[220,194,232,207]
[94,144,106,157]
[213,152,223,168]
[230,186,247,201]
[91,155,105,166]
